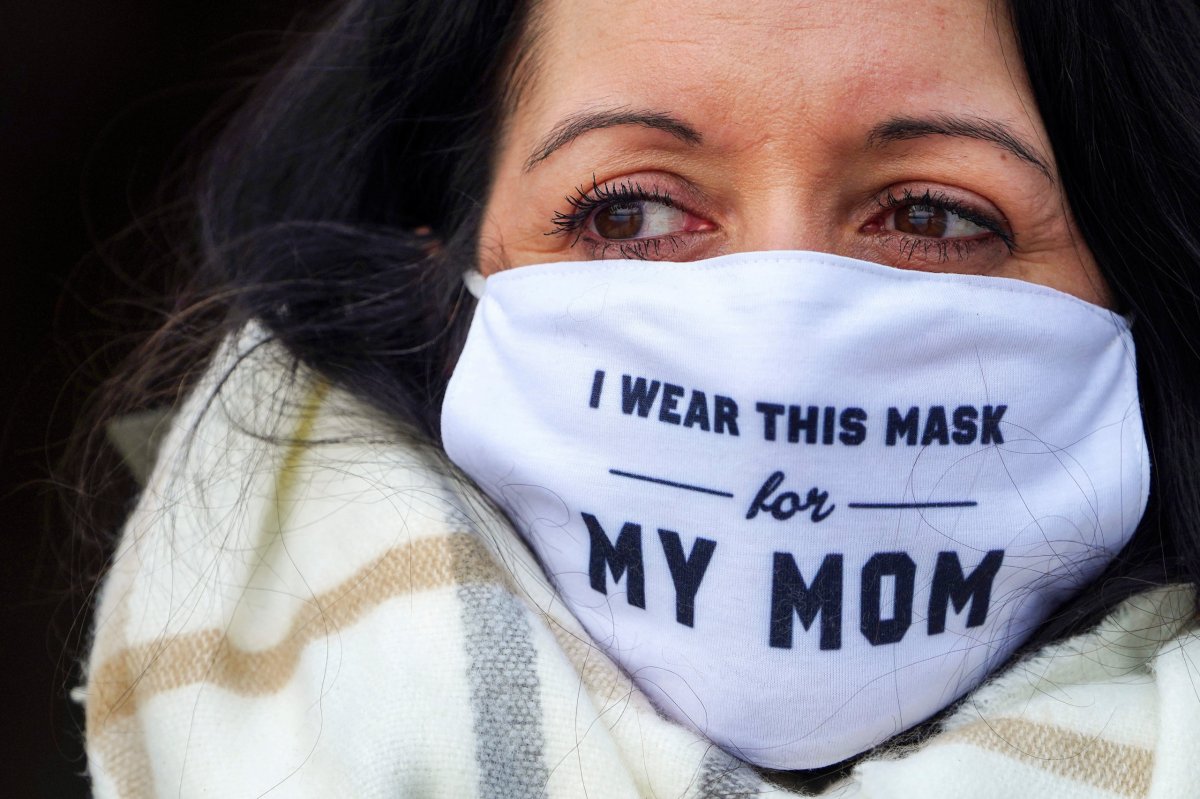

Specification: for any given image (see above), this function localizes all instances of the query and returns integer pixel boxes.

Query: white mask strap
[463,269,487,300]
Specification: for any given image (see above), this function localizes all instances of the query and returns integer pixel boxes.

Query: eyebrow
[524,107,1053,181]
[867,113,1053,180]
[524,107,702,172]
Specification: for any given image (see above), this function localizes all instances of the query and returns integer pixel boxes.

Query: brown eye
[593,202,644,239]
[883,201,992,240]
[588,199,690,241]
[893,204,948,237]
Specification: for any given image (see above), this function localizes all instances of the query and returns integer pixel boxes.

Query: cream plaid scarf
[81,329,1200,798]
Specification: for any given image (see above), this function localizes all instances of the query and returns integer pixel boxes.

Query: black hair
[65,0,530,565]
[191,0,533,435]
[1007,0,1200,636]
[75,0,1200,669]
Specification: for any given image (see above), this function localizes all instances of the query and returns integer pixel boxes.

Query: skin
[478,0,1113,308]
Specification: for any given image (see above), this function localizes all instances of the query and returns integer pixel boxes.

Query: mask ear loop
[462,269,487,300]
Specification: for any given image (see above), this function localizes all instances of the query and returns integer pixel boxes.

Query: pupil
[594,202,644,239]
[896,204,947,237]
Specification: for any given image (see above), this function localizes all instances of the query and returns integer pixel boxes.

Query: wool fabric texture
[81,326,1199,798]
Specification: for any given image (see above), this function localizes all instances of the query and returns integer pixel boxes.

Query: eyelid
[550,172,715,238]
[572,172,713,216]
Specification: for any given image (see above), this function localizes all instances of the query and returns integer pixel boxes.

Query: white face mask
[441,250,1149,770]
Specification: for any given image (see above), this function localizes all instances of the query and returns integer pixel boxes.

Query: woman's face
[479,0,1112,308]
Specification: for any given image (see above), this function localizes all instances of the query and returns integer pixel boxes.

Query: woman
[80,0,1200,796]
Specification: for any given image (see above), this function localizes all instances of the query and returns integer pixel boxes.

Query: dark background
[1,3,321,794]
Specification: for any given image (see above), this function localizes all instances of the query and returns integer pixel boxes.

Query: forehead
[512,0,1036,156]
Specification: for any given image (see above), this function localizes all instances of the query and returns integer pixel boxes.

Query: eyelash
[548,177,683,259]
[548,179,1015,261]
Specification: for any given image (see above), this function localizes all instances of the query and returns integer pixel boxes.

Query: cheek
[476,186,561,276]
[475,212,509,276]
[1011,244,1113,309]
[993,189,1114,308]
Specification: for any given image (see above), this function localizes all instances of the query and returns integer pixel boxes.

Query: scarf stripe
[459,582,551,798]
[88,533,496,731]
[940,717,1153,798]
[696,755,773,798]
